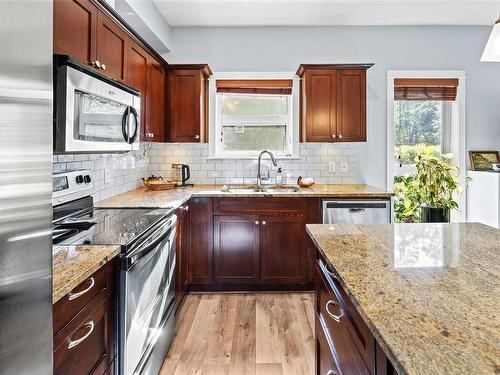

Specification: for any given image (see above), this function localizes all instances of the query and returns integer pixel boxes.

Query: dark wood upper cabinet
[336,69,367,142]
[297,64,373,143]
[168,65,212,143]
[214,215,260,284]
[125,41,148,138]
[145,59,165,142]
[260,215,306,285]
[54,0,97,65]
[125,41,166,142]
[96,12,128,81]
[301,69,337,142]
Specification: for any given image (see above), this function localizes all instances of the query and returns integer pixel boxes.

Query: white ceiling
[152,0,500,27]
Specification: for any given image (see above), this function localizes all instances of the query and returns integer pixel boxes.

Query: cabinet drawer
[316,317,342,375]
[54,295,114,375]
[214,197,306,215]
[54,261,113,335]
[316,260,371,375]
[317,258,375,372]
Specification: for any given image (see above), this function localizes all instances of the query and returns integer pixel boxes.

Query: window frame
[208,72,300,159]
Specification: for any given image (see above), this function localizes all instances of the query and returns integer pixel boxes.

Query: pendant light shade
[481,16,500,62]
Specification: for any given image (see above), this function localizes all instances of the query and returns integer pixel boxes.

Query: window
[210,75,298,158]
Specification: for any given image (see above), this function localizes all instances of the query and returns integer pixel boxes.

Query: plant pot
[420,206,450,223]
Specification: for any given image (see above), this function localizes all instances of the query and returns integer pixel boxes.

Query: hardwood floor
[160,293,315,375]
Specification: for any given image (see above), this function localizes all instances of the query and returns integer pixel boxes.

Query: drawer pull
[255,220,260,225]
[326,300,344,323]
[261,220,267,225]
[67,321,94,349]
[319,259,337,280]
[327,370,338,375]
[68,277,95,301]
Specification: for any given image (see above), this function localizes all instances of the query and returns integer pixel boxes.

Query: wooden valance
[216,79,293,95]
[394,78,459,101]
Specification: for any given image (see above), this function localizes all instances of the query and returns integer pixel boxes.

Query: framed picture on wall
[469,151,500,171]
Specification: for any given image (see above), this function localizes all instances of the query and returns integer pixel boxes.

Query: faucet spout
[257,150,278,187]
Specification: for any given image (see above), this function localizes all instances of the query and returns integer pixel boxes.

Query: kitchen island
[306,222,500,375]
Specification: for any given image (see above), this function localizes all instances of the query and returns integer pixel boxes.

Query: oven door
[119,215,177,375]
[56,65,140,153]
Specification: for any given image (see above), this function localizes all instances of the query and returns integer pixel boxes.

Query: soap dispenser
[276,168,283,185]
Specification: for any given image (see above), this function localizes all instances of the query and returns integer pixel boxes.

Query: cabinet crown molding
[296,63,374,77]
[168,64,213,77]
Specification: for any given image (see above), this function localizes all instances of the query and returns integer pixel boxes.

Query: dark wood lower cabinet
[314,250,396,375]
[214,215,260,284]
[260,214,306,284]
[53,294,115,375]
[188,197,214,284]
[53,261,116,375]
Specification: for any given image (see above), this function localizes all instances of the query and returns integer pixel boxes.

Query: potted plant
[394,152,466,223]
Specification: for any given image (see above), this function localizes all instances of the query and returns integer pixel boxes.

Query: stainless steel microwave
[55,57,140,153]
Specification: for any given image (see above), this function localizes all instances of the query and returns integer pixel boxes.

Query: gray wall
[164,26,500,189]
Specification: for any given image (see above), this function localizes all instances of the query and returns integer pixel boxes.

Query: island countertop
[306,222,500,375]
[96,183,392,209]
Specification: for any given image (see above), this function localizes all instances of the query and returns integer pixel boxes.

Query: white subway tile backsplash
[52,142,359,203]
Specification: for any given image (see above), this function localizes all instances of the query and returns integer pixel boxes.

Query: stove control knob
[84,175,92,184]
[75,175,84,184]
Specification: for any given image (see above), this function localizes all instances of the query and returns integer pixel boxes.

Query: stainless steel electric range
[52,170,177,375]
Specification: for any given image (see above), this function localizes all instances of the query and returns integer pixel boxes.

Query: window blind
[394,78,459,101]
[216,79,293,95]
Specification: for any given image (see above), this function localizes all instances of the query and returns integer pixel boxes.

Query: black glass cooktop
[53,207,173,247]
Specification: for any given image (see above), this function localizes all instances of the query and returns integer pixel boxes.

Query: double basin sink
[225,185,300,193]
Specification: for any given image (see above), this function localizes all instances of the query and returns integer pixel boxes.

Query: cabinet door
[303,70,337,142]
[336,69,366,142]
[260,215,306,284]
[214,216,260,284]
[96,12,127,81]
[175,205,189,300]
[53,296,115,375]
[54,0,97,65]
[188,198,213,284]
[169,70,203,142]
[146,59,166,142]
[126,41,148,139]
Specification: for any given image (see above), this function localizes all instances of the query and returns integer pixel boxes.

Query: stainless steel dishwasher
[322,200,391,224]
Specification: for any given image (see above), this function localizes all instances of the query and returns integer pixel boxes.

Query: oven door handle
[123,216,177,270]
[121,106,139,144]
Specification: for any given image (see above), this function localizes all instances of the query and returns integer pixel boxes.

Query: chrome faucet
[257,150,278,187]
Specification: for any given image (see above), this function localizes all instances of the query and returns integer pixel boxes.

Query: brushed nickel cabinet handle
[68,277,95,301]
[326,300,344,323]
[194,134,200,140]
[319,260,338,280]
[254,220,259,225]
[94,60,101,69]
[327,370,338,375]
[331,134,336,139]
[67,321,94,349]
[338,134,343,139]
[101,63,106,71]
[261,220,267,225]
[150,132,154,138]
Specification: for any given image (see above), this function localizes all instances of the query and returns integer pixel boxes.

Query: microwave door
[61,66,139,153]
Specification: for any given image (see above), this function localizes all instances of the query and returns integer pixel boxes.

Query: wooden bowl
[143,180,177,191]
[297,176,315,188]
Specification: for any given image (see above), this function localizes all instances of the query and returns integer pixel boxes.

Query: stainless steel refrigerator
[0,1,53,374]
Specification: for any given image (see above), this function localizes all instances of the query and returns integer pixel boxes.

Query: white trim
[208,71,300,159]
[386,69,467,221]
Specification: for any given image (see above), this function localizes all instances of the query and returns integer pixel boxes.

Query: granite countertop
[96,184,392,209]
[306,223,500,375]
[52,245,121,304]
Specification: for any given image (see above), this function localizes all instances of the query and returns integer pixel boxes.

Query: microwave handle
[121,106,139,144]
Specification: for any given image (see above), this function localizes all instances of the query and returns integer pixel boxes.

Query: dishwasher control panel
[322,200,392,224]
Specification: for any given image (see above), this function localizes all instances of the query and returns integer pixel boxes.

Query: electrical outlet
[341,161,349,172]
[104,215,111,230]
[104,169,110,184]
[328,162,336,173]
